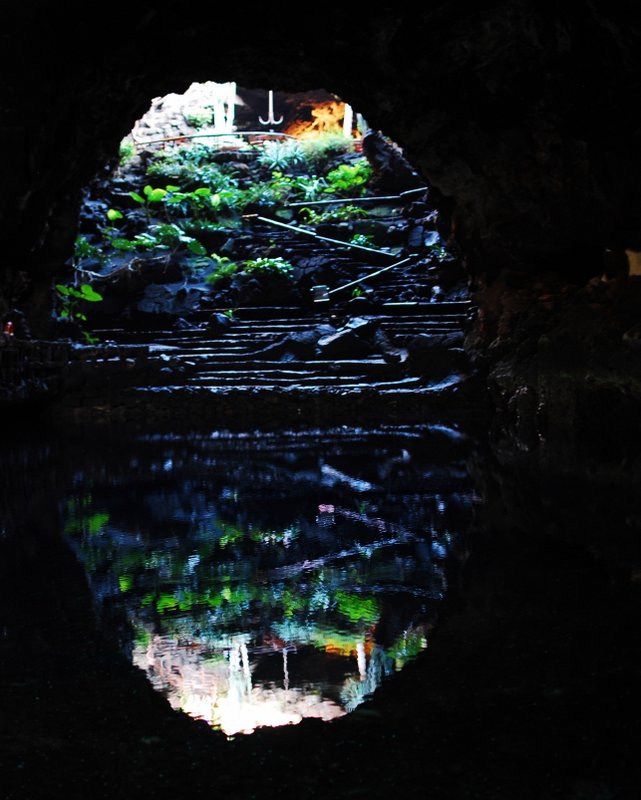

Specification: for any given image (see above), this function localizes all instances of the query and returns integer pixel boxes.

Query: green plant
[242,256,294,277]
[324,159,372,197]
[205,254,239,285]
[128,184,168,222]
[429,244,450,262]
[161,185,223,220]
[184,108,213,128]
[147,158,236,192]
[267,172,328,203]
[73,235,104,265]
[205,255,294,287]
[351,287,365,299]
[107,223,206,256]
[350,233,374,247]
[163,142,219,167]
[257,139,306,171]
[298,204,370,225]
[118,139,136,166]
[300,133,356,172]
[55,282,104,344]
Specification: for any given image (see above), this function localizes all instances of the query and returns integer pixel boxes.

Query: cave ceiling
[1,2,640,289]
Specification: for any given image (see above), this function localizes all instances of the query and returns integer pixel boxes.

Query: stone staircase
[88,301,468,388]
[57,195,482,429]
[57,296,477,431]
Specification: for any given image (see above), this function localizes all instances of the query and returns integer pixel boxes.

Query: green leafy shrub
[324,159,372,197]
[147,159,236,192]
[257,139,306,171]
[350,233,375,247]
[55,283,104,344]
[73,235,105,265]
[118,139,136,166]
[107,222,206,256]
[184,108,214,128]
[128,184,168,222]
[243,256,294,277]
[205,255,238,285]
[205,255,294,286]
[267,171,328,203]
[298,204,370,224]
[300,133,356,173]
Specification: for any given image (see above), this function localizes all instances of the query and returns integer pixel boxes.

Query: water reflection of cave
[133,624,428,737]
[62,428,473,737]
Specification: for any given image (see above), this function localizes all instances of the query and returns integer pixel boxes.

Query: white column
[343,103,354,138]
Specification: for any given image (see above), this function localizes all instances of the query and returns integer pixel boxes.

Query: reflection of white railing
[133,626,423,735]
[133,632,345,737]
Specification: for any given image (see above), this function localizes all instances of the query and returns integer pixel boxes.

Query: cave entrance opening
[61,81,465,346]
[54,81,471,411]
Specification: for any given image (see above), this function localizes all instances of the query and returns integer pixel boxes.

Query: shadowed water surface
[52,424,477,736]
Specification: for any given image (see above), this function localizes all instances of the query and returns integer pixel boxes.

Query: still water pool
[12,424,478,737]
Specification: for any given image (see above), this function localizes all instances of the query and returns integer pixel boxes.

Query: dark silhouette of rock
[247,324,337,361]
[316,317,380,358]
[361,130,427,196]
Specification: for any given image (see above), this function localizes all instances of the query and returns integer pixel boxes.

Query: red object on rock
[3,321,14,335]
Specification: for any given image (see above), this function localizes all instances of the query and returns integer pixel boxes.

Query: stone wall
[2,3,641,451]
[2,3,640,332]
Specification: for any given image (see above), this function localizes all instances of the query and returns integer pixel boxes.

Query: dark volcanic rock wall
[2,2,641,452]
[1,2,641,320]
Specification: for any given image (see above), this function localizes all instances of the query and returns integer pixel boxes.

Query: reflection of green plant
[282,588,304,618]
[388,629,427,667]
[64,496,110,536]
[218,523,245,548]
[335,591,379,624]
[134,625,152,650]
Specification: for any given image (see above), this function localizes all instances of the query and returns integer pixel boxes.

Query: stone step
[221,301,471,320]
[94,321,465,349]
[171,348,463,369]
[184,359,398,376]
[186,374,423,389]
